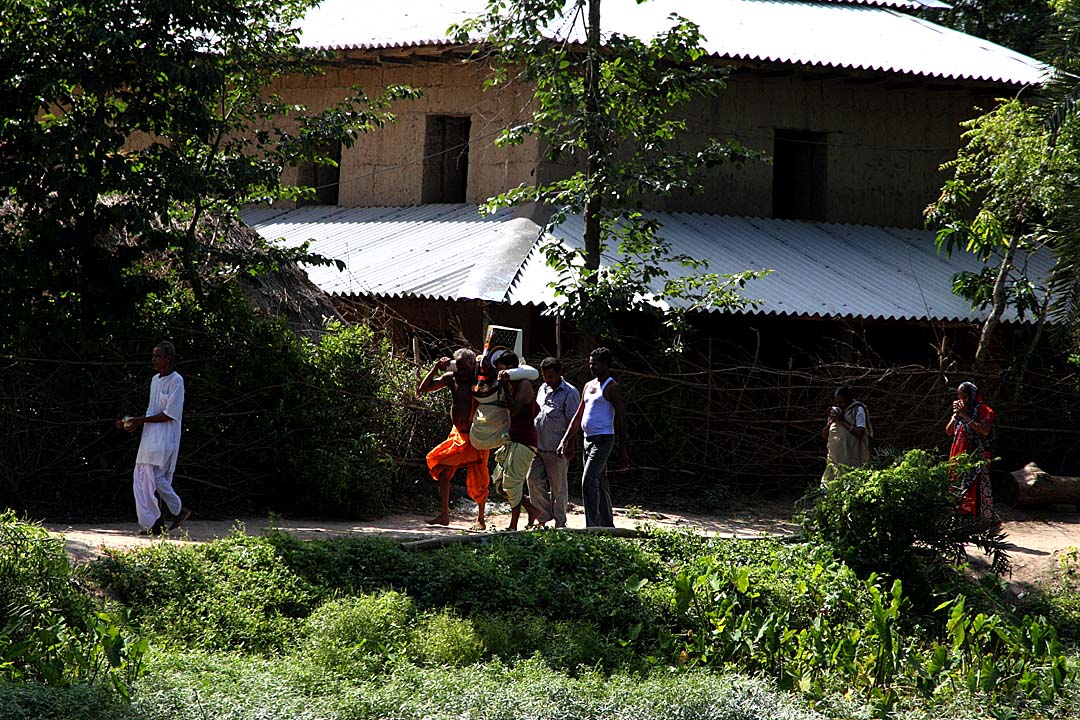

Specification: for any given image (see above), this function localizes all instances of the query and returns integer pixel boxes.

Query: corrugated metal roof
[506,213,1056,322]
[241,205,535,301]
[299,0,1046,85]
[244,205,1054,323]
[819,0,951,8]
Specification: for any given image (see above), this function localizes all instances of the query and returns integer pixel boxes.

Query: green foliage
[150,301,423,517]
[89,531,313,653]
[408,612,485,667]
[1033,546,1080,644]
[2,298,439,517]
[302,592,413,676]
[0,0,418,338]
[66,650,826,720]
[473,613,617,671]
[672,557,1074,707]
[267,530,667,633]
[0,512,146,697]
[930,0,1053,57]
[928,100,1057,262]
[273,321,400,515]
[676,548,872,630]
[803,449,1011,577]
[262,532,422,594]
[452,1,767,342]
[0,683,133,720]
[406,532,667,633]
[0,0,431,519]
[925,100,1056,340]
[79,526,1080,716]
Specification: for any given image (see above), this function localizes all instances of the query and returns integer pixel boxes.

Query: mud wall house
[243,0,1053,368]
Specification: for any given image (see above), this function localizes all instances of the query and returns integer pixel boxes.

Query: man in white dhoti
[117,341,190,535]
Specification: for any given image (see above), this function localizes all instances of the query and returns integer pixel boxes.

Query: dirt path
[46,502,1079,588]
[992,508,1080,588]
[46,500,799,562]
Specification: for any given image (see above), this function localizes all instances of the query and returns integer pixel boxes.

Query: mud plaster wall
[273,61,1003,228]
[612,70,1002,228]
[272,62,539,206]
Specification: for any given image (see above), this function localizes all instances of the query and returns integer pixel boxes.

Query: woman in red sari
[946,381,996,520]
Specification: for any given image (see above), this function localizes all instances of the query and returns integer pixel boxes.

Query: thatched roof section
[239,260,343,338]
[225,217,344,338]
[1,198,342,338]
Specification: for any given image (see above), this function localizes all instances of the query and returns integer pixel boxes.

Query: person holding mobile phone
[820,385,872,484]
[946,381,997,521]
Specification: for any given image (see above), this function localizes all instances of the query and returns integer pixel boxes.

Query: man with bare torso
[417,348,489,529]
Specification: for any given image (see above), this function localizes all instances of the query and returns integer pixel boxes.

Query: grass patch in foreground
[3,649,1079,720]
[51,650,829,720]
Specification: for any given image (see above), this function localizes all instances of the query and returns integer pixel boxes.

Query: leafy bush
[473,612,622,671]
[280,321,412,516]
[302,592,413,675]
[0,683,134,720]
[0,512,146,695]
[267,531,667,634]
[672,557,1074,709]
[89,531,313,653]
[263,532,421,595]
[408,611,485,667]
[642,534,874,629]
[0,512,93,626]
[407,532,668,632]
[803,449,1010,577]
[1036,546,1080,644]
[2,291,447,520]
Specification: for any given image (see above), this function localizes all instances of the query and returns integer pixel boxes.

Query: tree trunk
[583,0,602,276]
[575,0,603,355]
[1011,260,1056,401]
[1009,462,1080,508]
[973,230,1020,371]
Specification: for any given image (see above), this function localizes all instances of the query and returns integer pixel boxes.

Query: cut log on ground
[1009,463,1080,509]
[400,526,645,551]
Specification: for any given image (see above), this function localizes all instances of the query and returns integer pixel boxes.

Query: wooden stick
[400,526,645,551]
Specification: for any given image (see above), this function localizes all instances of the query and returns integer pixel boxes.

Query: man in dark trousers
[559,347,630,527]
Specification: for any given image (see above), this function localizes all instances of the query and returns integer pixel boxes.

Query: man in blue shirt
[526,357,580,528]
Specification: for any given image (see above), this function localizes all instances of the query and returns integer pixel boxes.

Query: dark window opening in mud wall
[296,142,342,206]
[423,115,471,203]
[772,129,827,221]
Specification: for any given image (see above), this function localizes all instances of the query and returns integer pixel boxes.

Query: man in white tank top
[558,347,630,527]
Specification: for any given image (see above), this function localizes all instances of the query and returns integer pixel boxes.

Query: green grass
[128,651,834,720]
[6,516,1080,720]
[4,648,1078,720]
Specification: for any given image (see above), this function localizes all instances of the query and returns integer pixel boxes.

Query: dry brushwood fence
[3,329,1080,518]
[0,341,449,520]
[551,353,1080,508]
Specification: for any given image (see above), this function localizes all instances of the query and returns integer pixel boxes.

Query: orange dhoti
[426,426,490,505]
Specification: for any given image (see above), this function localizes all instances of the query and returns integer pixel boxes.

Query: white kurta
[135,371,185,473]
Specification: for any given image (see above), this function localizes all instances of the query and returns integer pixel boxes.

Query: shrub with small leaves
[802,449,1010,577]
[302,592,413,676]
[90,530,313,653]
[408,612,484,667]
[0,512,146,695]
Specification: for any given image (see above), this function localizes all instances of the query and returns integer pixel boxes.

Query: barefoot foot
[426,514,450,526]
